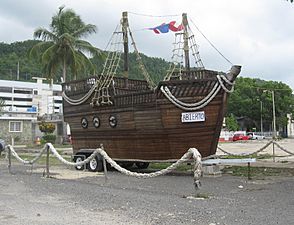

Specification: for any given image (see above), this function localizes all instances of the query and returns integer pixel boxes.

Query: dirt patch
[33,167,106,180]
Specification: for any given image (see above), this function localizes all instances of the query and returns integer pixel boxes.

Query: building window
[9,121,23,132]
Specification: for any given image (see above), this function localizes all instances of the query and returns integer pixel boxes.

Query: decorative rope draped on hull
[62,12,241,161]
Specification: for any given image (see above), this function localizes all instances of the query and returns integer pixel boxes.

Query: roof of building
[0,79,61,91]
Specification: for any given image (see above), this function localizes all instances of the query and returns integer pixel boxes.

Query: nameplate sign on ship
[181,111,205,123]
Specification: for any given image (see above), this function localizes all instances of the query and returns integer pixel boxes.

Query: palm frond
[33,28,58,42]
[72,24,97,38]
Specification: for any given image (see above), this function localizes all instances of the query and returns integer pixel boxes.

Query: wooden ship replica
[62,12,241,171]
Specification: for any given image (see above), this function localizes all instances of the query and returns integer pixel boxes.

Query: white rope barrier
[4,144,202,189]
[7,145,47,165]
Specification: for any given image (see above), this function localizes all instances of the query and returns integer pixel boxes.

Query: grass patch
[195,192,210,199]
[222,166,294,178]
[221,153,272,160]
[25,143,72,149]
[8,153,72,166]
[183,192,211,199]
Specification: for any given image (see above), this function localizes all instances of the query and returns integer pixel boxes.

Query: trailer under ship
[62,12,241,171]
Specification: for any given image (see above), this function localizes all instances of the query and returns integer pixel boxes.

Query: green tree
[225,114,239,131]
[227,77,294,131]
[30,6,100,82]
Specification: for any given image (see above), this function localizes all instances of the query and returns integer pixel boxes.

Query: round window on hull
[93,116,100,128]
[81,117,88,129]
[109,115,117,128]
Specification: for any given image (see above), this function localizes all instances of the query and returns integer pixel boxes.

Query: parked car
[232,133,250,141]
[0,139,5,153]
[247,132,265,140]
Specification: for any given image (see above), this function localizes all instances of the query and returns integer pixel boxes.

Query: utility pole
[17,61,20,80]
[272,90,276,139]
[260,100,263,133]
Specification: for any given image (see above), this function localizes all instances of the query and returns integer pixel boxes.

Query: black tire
[87,157,103,172]
[120,162,134,169]
[73,156,85,171]
[135,162,149,169]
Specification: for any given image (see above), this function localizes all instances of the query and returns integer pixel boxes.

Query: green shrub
[42,134,56,144]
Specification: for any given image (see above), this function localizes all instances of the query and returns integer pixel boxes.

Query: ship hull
[62,68,237,161]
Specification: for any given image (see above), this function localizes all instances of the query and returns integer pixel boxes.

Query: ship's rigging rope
[62,83,97,106]
[62,14,235,108]
[189,18,233,66]
[160,74,235,111]
[164,25,204,81]
[62,20,157,106]
[129,28,156,89]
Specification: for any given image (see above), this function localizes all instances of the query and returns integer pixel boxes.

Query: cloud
[0,0,293,90]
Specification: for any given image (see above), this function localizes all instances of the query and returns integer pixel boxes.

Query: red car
[232,133,250,141]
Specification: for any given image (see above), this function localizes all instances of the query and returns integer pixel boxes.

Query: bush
[42,134,56,144]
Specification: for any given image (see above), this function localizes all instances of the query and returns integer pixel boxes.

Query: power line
[128,12,181,18]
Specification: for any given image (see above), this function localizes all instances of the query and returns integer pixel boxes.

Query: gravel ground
[0,160,294,225]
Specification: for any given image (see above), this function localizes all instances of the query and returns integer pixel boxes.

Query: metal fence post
[272,141,275,162]
[247,162,252,180]
[8,147,12,174]
[46,145,50,178]
[102,156,108,182]
[100,144,108,182]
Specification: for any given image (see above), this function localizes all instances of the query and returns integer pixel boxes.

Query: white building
[0,78,64,144]
[0,77,62,115]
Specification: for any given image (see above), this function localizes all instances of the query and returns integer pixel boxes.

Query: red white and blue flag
[148,21,183,34]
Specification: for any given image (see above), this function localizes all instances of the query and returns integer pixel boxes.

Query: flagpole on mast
[122,11,129,87]
[182,13,190,72]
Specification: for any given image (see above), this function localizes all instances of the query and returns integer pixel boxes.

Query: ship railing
[158,78,219,98]
[63,76,150,97]
[114,90,155,106]
[170,69,218,80]
[62,76,98,96]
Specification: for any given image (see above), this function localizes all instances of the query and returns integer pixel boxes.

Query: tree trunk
[63,58,66,82]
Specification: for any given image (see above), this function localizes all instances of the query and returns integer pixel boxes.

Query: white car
[247,132,265,140]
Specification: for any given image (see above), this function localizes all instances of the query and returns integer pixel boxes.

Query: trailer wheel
[73,156,85,170]
[87,157,103,172]
[118,162,134,169]
[135,162,149,169]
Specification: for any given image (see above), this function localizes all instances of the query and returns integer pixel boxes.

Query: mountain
[0,40,170,84]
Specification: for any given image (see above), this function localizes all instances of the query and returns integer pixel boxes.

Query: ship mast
[122,12,129,83]
[182,13,190,71]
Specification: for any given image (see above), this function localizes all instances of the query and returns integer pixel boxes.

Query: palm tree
[30,6,100,82]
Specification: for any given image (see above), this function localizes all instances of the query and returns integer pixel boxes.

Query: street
[0,159,294,225]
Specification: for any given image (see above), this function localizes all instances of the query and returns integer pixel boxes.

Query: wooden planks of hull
[62,68,236,161]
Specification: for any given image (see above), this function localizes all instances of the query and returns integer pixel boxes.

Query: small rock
[238,185,244,189]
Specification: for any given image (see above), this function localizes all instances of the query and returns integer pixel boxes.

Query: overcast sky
[0,0,293,90]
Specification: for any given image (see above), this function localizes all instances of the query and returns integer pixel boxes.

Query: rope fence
[217,140,294,159]
[2,141,293,190]
[3,143,202,190]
